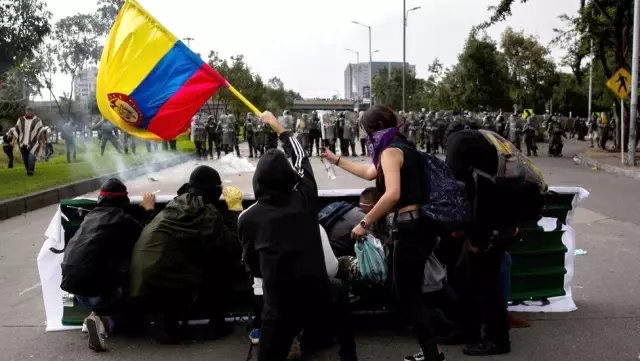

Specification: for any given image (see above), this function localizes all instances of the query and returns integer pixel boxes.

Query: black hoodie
[239,131,327,284]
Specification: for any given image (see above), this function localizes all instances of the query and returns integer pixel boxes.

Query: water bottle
[322,158,337,180]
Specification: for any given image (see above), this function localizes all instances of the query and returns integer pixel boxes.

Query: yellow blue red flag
[96,0,230,141]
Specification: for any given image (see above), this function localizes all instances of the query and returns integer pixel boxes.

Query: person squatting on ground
[60,178,156,352]
[61,121,77,163]
[322,105,445,361]
[2,127,16,168]
[240,111,356,361]
[14,106,44,176]
[129,166,243,344]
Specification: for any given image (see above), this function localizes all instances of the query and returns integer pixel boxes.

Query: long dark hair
[361,105,398,134]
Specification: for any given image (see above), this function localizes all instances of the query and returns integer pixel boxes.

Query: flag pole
[227,85,261,115]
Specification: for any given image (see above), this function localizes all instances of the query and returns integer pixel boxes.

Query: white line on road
[18,283,41,296]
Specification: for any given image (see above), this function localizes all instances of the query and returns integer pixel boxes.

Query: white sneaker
[81,321,88,333]
[85,315,107,352]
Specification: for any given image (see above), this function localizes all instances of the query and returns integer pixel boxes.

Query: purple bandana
[367,127,399,167]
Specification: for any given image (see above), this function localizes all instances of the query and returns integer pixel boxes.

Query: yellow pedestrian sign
[522,109,534,120]
[606,67,632,99]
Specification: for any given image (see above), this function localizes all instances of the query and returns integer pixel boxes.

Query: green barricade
[57,188,581,326]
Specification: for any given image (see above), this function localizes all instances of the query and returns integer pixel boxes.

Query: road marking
[18,283,41,296]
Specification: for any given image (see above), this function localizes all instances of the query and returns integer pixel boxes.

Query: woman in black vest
[321,105,444,361]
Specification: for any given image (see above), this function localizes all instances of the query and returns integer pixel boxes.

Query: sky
[44,0,581,99]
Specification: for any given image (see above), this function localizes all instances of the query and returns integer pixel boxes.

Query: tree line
[0,0,300,129]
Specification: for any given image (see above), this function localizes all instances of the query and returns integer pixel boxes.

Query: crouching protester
[240,111,357,361]
[129,166,243,344]
[60,179,156,352]
[445,127,547,356]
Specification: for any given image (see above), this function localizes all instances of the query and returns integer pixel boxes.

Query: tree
[94,0,124,36]
[500,27,557,110]
[449,32,511,110]
[53,13,103,115]
[0,0,52,77]
[484,0,633,149]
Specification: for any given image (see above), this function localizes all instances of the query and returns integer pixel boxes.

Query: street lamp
[403,3,421,112]
[183,37,195,47]
[352,21,373,105]
[345,48,360,100]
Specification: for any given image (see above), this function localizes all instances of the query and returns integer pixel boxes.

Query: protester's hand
[351,224,367,239]
[223,186,244,211]
[140,193,156,211]
[259,111,278,127]
[320,146,339,164]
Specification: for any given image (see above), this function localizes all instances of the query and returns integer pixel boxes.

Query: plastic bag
[354,234,389,285]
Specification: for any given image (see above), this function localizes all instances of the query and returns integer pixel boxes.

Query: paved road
[0,139,638,361]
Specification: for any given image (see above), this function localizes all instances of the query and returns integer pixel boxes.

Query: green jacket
[129,193,240,299]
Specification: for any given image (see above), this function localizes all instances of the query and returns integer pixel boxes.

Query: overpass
[291,100,369,112]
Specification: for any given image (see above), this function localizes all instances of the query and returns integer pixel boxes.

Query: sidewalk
[576,146,640,179]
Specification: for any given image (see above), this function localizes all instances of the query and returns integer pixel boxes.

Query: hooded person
[129,166,243,344]
[61,178,156,352]
[239,112,356,361]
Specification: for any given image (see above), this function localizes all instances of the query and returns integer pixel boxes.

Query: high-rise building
[73,66,98,107]
[343,61,416,100]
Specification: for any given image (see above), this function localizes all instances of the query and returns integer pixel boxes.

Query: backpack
[474,129,548,227]
[389,140,470,234]
[318,201,356,231]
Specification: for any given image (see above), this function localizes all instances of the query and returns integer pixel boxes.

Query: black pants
[297,133,309,156]
[455,244,510,348]
[426,141,439,154]
[44,143,54,161]
[100,135,122,155]
[169,139,177,151]
[208,135,221,159]
[123,134,136,154]
[393,218,440,358]
[259,277,333,361]
[524,136,537,156]
[3,145,13,168]
[246,135,254,157]
[360,138,367,156]
[65,139,76,162]
[162,141,169,151]
[309,130,321,156]
[20,147,36,175]
[145,141,159,152]
[194,141,206,159]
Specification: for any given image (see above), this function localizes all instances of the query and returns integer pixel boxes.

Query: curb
[0,153,195,221]
[575,152,640,180]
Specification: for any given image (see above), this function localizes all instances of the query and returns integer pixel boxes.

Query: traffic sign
[522,109,534,120]
[606,67,632,99]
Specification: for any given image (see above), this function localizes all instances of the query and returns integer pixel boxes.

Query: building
[73,66,98,108]
[343,61,416,100]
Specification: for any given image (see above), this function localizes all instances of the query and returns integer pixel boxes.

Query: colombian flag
[96,0,227,141]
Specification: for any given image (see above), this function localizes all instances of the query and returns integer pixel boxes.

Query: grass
[0,135,194,200]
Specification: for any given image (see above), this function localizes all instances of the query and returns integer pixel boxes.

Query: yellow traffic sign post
[606,67,632,99]
[522,109,534,120]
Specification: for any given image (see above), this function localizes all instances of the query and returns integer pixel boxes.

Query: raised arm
[320,147,377,181]
[260,111,316,190]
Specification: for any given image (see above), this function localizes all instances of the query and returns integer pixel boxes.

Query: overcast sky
[44,0,580,99]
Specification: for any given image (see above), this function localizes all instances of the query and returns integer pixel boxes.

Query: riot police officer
[253,114,265,157]
[244,112,255,158]
[280,110,295,133]
[229,114,241,157]
[309,111,321,156]
[495,110,507,138]
[507,112,523,151]
[297,114,311,153]
[523,118,538,156]
[322,111,337,153]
